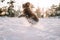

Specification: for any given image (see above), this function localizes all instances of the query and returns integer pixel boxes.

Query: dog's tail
[31,14,39,22]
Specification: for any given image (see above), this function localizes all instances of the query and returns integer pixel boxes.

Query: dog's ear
[22,4,25,8]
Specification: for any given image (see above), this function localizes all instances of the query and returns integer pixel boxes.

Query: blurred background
[0,0,60,18]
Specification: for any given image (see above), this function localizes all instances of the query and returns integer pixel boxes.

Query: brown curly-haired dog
[19,2,39,23]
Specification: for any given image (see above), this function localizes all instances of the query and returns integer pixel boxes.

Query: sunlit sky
[15,0,60,11]
[14,0,60,8]
[0,0,60,11]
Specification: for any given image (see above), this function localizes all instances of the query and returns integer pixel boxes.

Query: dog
[19,2,39,24]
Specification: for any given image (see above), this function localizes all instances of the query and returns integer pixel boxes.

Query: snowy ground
[0,17,60,40]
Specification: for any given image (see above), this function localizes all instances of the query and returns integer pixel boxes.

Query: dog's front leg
[18,14,26,18]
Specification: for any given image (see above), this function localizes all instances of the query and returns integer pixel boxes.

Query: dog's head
[23,2,30,8]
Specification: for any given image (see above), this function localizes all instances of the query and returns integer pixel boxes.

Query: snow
[0,17,60,40]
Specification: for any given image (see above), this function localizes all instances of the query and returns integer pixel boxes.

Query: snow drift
[0,17,60,40]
